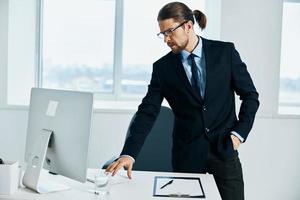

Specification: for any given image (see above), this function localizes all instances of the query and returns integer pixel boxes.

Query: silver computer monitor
[23,88,93,193]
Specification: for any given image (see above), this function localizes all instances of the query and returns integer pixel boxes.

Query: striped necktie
[189,53,201,98]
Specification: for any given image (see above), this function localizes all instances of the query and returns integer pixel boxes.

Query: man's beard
[168,38,189,54]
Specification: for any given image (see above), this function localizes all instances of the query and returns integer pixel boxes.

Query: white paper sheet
[155,177,204,197]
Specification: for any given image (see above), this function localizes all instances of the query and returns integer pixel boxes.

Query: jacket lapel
[172,53,203,104]
[201,37,212,103]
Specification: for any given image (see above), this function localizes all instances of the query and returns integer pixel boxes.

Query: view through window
[42,0,115,93]
[279,1,300,114]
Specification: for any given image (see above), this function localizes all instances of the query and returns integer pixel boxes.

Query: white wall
[241,117,300,199]
[0,0,300,199]
[6,0,36,105]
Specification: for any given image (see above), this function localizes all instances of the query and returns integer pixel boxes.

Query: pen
[160,179,173,189]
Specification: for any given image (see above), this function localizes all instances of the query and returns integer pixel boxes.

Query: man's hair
[157,2,207,30]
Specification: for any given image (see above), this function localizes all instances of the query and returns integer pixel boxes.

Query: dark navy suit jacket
[121,37,259,173]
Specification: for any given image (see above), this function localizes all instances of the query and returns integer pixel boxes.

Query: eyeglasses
[157,21,188,39]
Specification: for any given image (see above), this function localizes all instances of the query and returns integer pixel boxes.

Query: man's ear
[186,21,193,31]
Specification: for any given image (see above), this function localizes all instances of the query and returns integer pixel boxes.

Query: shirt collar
[180,36,202,60]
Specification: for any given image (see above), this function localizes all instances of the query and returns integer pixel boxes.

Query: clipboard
[153,176,205,198]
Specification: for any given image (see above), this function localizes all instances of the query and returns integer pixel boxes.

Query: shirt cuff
[120,155,135,163]
[231,131,244,143]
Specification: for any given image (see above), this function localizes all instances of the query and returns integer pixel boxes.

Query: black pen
[160,179,173,189]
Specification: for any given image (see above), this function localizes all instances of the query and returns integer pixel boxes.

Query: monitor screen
[24,88,93,183]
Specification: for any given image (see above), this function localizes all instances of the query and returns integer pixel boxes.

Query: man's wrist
[231,131,244,143]
[119,155,135,163]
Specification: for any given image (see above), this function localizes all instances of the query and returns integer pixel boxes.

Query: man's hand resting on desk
[105,156,134,179]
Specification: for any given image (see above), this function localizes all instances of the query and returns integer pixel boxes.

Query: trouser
[207,144,244,200]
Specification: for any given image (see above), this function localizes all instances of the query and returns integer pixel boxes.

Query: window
[279,1,300,115]
[41,0,205,100]
[4,0,220,107]
[42,0,115,94]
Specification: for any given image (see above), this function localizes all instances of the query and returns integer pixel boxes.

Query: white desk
[0,169,221,200]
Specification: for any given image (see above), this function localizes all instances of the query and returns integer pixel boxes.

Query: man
[106,2,259,200]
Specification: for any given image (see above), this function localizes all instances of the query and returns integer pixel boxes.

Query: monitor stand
[22,129,70,194]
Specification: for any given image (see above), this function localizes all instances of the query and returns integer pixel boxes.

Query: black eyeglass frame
[157,21,188,39]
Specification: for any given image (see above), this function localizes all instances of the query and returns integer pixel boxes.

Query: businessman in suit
[106,2,259,200]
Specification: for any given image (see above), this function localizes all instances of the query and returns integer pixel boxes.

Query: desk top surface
[0,169,221,200]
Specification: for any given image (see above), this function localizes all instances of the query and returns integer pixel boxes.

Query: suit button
[203,106,206,111]
[205,128,210,133]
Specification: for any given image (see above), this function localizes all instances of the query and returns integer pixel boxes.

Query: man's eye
[164,30,172,35]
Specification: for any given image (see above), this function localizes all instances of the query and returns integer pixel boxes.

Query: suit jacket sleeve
[230,43,259,141]
[120,64,164,159]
